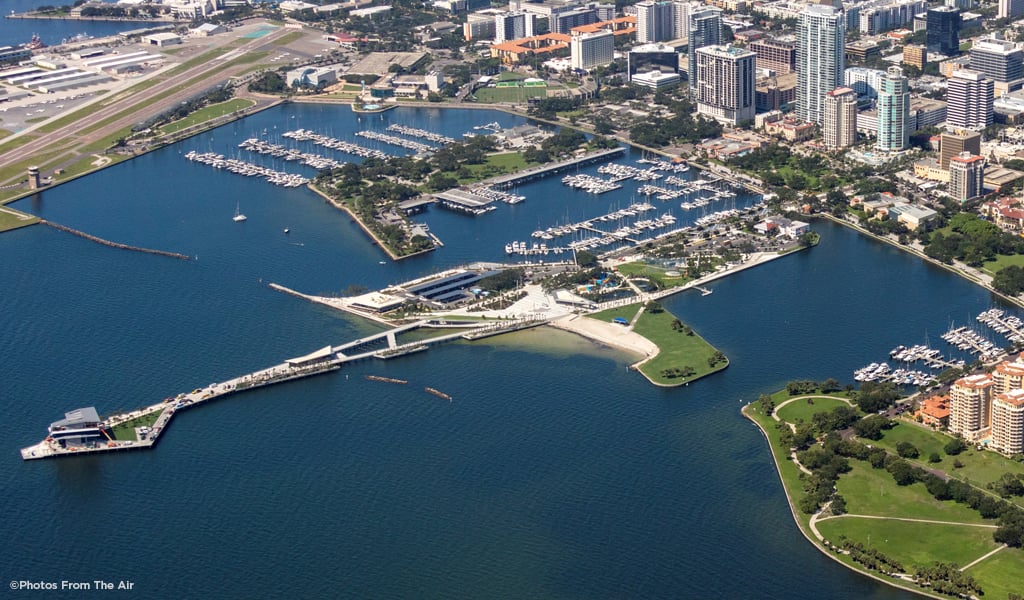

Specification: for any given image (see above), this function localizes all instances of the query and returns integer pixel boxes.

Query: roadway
[0,24,301,189]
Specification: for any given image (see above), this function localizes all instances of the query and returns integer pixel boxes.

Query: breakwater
[41,220,190,260]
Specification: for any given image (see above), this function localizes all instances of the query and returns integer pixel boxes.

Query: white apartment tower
[796,4,846,124]
[636,0,673,43]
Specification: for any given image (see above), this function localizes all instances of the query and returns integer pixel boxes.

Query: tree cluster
[628,97,722,148]
[911,563,983,598]
[852,381,899,413]
[924,213,1024,267]
[839,539,904,576]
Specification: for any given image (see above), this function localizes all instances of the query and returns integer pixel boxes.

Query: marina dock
[483,147,625,190]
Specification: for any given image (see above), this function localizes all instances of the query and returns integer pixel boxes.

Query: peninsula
[744,385,1024,599]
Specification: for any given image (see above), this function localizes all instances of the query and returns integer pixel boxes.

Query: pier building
[48,407,104,448]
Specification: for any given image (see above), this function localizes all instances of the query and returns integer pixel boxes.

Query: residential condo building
[694,44,756,125]
[796,4,845,124]
[876,66,910,152]
[823,87,858,148]
[687,6,723,91]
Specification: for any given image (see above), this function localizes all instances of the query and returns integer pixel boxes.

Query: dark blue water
[1,0,158,48]
[1,104,1010,599]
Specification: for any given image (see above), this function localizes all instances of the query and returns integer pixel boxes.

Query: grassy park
[744,389,1024,599]
[589,302,727,386]
[159,98,256,135]
[109,409,164,441]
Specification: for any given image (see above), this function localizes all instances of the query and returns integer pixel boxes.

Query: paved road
[0,26,296,186]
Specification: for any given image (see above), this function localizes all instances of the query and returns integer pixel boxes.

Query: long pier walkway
[484,147,625,190]
[20,317,546,461]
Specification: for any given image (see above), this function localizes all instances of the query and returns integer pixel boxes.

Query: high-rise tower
[796,4,845,124]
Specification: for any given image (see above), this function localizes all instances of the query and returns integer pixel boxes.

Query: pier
[20,317,545,461]
[483,147,625,190]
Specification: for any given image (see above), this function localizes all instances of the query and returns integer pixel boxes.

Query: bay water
[0,103,1009,598]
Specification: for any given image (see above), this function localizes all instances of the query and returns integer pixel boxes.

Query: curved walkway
[771,394,854,422]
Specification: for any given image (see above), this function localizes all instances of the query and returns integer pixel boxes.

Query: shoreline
[741,403,947,600]
[305,183,435,262]
[815,213,1024,311]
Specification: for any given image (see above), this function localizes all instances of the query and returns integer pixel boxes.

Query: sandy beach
[547,314,658,362]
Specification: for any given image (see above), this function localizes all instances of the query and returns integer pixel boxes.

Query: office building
[796,4,845,124]
[552,8,599,34]
[750,38,795,74]
[950,373,994,440]
[946,69,993,130]
[687,6,723,89]
[876,66,910,152]
[570,30,614,70]
[495,11,536,43]
[636,0,673,43]
[999,0,1024,19]
[628,43,679,79]
[823,86,858,148]
[903,44,926,70]
[694,44,756,125]
[926,7,960,56]
[969,36,1023,84]
[949,151,986,201]
[939,131,981,169]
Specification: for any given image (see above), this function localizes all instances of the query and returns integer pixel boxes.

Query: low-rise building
[286,66,338,89]
[917,394,950,428]
[631,70,680,90]
[755,215,810,238]
[763,115,815,141]
[887,202,938,230]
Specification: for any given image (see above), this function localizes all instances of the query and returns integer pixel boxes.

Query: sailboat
[233,201,247,222]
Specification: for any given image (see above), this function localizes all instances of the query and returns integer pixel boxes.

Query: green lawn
[742,402,814,528]
[776,396,854,424]
[473,86,547,103]
[837,462,990,523]
[964,548,1024,598]
[589,303,725,385]
[981,253,1024,275]
[159,98,256,135]
[747,389,1024,598]
[456,152,531,183]
[0,206,40,232]
[109,409,165,441]
[815,517,999,568]
[615,262,690,290]
[870,420,1024,488]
